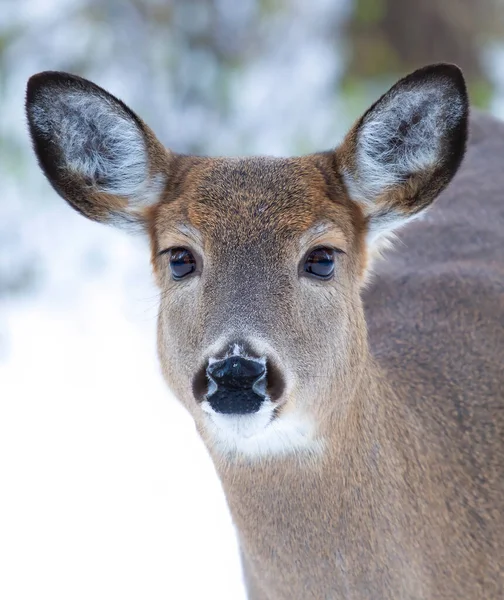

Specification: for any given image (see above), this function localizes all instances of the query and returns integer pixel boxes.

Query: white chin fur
[201,399,324,460]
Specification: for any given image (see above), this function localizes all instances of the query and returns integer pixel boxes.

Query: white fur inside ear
[29,90,164,205]
[343,85,464,205]
[365,208,428,260]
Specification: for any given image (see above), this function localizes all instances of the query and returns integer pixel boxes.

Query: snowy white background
[1,0,504,598]
[0,1,350,597]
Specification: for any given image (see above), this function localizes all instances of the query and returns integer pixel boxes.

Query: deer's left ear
[337,64,468,247]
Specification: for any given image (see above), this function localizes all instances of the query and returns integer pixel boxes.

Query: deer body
[26,66,503,598]
[226,113,504,599]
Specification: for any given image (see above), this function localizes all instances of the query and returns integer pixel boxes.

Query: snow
[3,0,502,598]
[4,0,351,593]
[0,203,246,599]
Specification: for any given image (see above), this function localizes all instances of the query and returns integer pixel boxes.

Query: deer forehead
[150,154,362,257]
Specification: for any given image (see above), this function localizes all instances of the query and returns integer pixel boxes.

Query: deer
[25,63,503,599]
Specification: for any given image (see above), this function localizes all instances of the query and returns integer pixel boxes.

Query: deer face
[150,155,368,455]
[26,65,468,458]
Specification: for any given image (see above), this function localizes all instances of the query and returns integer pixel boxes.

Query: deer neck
[210,361,430,597]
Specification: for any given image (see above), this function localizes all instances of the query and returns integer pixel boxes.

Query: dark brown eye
[168,248,196,280]
[303,247,337,280]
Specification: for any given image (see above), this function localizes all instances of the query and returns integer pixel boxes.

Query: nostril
[192,365,208,402]
[265,358,285,402]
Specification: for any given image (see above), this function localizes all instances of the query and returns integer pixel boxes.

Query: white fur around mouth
[201,399,324,459]
[201,398,276,439]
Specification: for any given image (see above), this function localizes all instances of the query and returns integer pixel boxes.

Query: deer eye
[303,247,337,280]
[168,248,196,280]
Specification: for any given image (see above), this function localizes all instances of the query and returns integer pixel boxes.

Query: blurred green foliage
[346,0,504,109]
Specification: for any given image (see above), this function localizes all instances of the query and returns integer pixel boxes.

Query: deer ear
[337,64,468,248]
[26,71,171,228]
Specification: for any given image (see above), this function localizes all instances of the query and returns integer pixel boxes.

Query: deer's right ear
[26,71,171,228]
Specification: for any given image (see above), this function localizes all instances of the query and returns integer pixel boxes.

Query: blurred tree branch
[346,0,504,107]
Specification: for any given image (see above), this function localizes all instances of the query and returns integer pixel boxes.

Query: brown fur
[215,112,504,599]
[150,118,502,598]
[25,67,503,599]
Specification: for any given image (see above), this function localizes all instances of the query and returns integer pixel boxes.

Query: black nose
[206,356,267,414]
[208,356,266,389]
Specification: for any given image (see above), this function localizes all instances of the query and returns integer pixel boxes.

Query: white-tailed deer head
[26,65,468,459]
